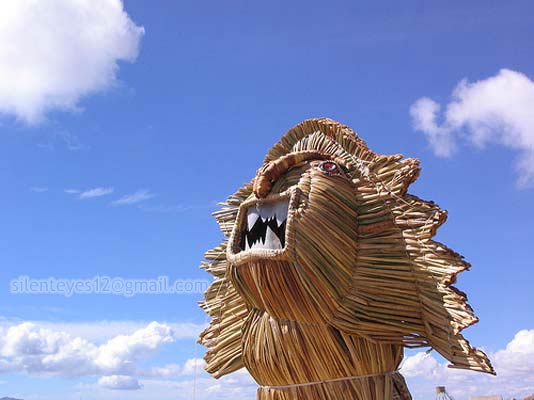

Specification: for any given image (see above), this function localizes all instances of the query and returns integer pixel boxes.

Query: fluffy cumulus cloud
[401,329,534,399]
[410,69,534,188]
[493,329,534,377]
[6,319,530,399]
[401,351,441,379]
[0,319,204,344]
[0,321,176,389]
[94,322,174,374]
[0,0,144,124]
[0,318,259,398]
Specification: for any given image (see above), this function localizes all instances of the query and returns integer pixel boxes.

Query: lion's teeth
[264,226,282,249]
[274,201,288,227]
[258,203,273,222]
[252,200,289,227]
[247,209,259,230]
[243,199,289,252]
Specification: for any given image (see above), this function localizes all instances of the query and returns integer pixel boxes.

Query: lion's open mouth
[240,200,289,251]
[227,189,297,262]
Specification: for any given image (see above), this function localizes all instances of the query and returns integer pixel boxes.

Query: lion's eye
[319,161,339,173]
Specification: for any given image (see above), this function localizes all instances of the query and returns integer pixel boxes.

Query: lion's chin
[229,257,340,324]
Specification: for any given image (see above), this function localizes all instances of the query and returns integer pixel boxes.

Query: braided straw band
[253,150,348,198]
[259,370,399,390]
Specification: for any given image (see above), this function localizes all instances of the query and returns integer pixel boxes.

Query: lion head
[199,118,494,379]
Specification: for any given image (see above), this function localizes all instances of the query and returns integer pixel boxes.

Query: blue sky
[0,1,533,399]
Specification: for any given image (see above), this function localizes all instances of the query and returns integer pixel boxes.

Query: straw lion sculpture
[199,118,494,400]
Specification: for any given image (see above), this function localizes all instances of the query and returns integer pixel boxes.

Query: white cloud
[112,190,155,206]
[64,189,81,194]
[8,323,529,399]
[1,322,68,357]
[98,375,143,390]
[79,187,114,199]
[0,321,175,379]
[181,358,206,376]
[79,372,257,400]
[142,363,182,378]
[400,351,441,378]
[410,69,534,188]
[493,329,534,377]
[410,98,456,157]
[94,322,173,373]
[0,318,203,344]
[200,368,257,399]
[400,329,534,399]
[26,320,203,343]
[504,329,534,353]
[0,317,256,399]
[0,0,144,124]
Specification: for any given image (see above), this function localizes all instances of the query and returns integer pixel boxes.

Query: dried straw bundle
[199,118,494,400]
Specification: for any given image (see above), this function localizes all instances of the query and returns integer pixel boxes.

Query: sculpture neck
[242,310,410,400]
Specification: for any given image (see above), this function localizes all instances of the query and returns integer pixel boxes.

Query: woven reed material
[257,371,410,400]
[198,118,494,400]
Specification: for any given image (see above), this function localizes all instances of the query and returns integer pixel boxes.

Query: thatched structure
[199,118,494,399]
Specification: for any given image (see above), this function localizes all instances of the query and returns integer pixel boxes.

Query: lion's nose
[253,150,331,198]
